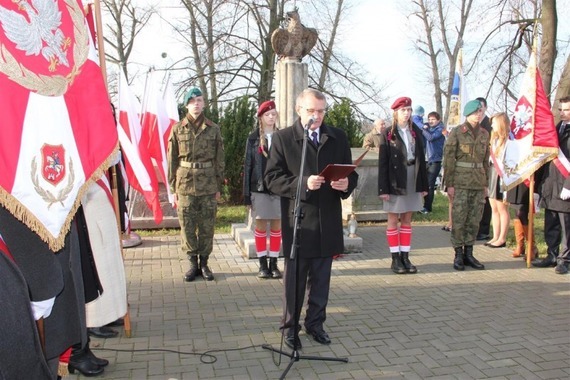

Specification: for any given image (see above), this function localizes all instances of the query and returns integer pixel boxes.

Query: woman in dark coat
[378,97,428,274]
[243,100,282,279]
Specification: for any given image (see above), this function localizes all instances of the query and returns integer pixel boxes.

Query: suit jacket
[265,120,358,259]
[539,121,570,213]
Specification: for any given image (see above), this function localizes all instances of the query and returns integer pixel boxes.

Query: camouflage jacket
[167,115,224,196]
[443,121,489,190]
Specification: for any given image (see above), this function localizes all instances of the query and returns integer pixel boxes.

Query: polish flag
[140,72,179,203]
[117,73,163,224]
[0,0,118,250]
[497,51,559,190]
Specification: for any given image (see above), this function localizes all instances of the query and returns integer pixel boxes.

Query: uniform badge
[0,0,88,96]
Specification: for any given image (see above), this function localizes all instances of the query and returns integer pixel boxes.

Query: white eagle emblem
[0,0,71,72]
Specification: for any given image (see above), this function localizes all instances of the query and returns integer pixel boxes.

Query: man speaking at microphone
[265,88,358,349]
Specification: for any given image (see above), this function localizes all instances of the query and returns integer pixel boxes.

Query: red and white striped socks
[386,226,412,253]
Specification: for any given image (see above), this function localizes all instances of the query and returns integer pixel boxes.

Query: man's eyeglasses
[301,107,326,115]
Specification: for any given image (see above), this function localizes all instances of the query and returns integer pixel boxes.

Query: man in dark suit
[533,96,570,274]
[265,88,358,349]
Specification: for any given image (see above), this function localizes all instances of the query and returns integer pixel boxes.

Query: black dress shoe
[106,318,124,327]
[532,253,557,267]
[88,326,119,339]
[476,234,490,241]
[284,335,302,350]
[306,329,331,345]
[488,242,506,248]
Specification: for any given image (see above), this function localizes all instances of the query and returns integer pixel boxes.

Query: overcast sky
[129,0,570,119]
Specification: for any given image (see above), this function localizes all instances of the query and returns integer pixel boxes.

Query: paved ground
[76,225,569,380]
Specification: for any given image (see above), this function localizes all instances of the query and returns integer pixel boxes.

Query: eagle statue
[271,9,318,61]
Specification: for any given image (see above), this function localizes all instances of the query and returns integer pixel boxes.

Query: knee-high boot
[512,220,525,258]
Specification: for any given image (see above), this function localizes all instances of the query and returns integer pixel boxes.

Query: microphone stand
[262,121,348,379]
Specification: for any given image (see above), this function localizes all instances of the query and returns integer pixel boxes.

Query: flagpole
[527,175,536,268]
[92,0,132,338]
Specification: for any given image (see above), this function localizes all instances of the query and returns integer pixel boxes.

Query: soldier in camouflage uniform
[168,87,224,282]
[443,99,489,271]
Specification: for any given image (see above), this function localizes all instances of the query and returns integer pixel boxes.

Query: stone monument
[232,9,363,257]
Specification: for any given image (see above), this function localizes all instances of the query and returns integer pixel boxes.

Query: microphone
[305,116,316,130]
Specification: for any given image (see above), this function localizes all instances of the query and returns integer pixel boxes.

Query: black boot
[85,345,109,367]
[257,256,270,278]
[400,252,417,273]
[453,246,465,271]
[531,250,558,267]
[391,252,406,274]
[69,342,104,377]
[269,257,282,279]
[200,255,214,281]
[184,256,200,282]
[464,245,485,270]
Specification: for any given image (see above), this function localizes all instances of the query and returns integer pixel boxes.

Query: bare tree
[101,0,154,81]
[408,0,476,121]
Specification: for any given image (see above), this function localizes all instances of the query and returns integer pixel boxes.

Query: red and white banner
[117,72,163,224]
[140,72,179,203]
[496,52,559,191]
[0,0,118,250]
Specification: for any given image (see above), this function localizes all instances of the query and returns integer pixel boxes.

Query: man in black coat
[533,96,570,274]
[265,88,358,349]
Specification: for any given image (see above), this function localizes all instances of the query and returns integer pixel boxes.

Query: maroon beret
[391,97,412,111]
[257,100,276,117]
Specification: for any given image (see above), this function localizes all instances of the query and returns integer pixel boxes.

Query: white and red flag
[0,0,118,250]
[496,51,559,190]
[117,72,163,224]
[140,72,179,203]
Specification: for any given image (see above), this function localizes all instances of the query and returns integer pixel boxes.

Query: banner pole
[92,0,132,337]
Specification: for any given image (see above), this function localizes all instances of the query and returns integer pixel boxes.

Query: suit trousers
[544,208,570,262]
[281,256,333,336]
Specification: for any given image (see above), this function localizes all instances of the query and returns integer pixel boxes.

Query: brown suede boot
[522,224,539,260]
[512,220,525,257]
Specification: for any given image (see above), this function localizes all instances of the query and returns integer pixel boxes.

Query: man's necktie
[311,131,319,147]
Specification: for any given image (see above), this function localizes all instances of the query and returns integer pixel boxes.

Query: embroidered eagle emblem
[0,0,71,72]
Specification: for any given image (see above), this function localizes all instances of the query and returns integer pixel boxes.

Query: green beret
[463,99,482,116]
[184,87,203,104]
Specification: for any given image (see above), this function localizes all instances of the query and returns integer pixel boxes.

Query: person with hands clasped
[378,97,428,274]
[167,87,225,282]
[265,88,358,350]
[443,99,489,271]
[243,100,283,279]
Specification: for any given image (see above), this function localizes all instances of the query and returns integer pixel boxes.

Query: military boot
[453,246,465,271]
[184,256,200,282]
[258,257,270,279]
[200,255,214,281]
[391,252,406,274]
[269,257,282,279]
[463,245,485,270]
[400,252,417,274]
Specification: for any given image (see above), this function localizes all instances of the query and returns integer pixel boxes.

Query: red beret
[257,100,276,117]
[391,97,412,111]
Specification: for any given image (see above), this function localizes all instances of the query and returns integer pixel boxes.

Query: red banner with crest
[0,0,118,251]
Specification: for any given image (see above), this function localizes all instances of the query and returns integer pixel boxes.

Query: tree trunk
[539,0,557,96]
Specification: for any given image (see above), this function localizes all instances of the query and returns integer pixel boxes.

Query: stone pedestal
[275,59,308,128]
[342,147,387,223]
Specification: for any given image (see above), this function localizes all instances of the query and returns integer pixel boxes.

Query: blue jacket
[421,122,445,163]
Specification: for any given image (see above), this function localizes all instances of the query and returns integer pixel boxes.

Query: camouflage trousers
[177,194,217,258]
[451,188,485,247]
